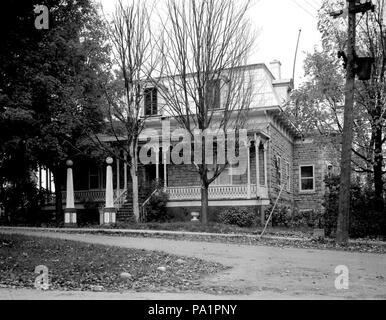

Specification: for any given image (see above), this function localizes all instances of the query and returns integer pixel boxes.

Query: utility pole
[334,0,375,245]
[336,0,356,245]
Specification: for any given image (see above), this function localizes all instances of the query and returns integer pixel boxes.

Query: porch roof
[90,124,271,144]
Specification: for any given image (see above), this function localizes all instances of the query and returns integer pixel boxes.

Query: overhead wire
[292,0,316,18]
[303,0,319,11]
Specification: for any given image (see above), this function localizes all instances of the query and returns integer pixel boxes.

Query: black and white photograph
[0,0,385,308]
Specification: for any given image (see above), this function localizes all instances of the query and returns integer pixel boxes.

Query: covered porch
[48,131,270,209]
[62,183,269,207]
[166,184,268,200]
[163,132,270,206]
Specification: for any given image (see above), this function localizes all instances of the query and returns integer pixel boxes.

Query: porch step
[116,203,136,224]
[116,186,152,223]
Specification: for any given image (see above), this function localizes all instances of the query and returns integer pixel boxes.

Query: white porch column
[64,160,77,226]
[263,141,268,187]
[116,156,120,195]
[155,148,159,181]
[38,166,42,189]
[45,169,49,190]
[247,141,251,199]
[163,150,167,188]
[124,153,128,191]
[49,170,53,193]
[48,169,51,193]
[102,157,116,225]
[229,164,233,185]
[254,134,261,196]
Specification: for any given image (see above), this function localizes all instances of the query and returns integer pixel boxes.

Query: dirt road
[0,228,385,299]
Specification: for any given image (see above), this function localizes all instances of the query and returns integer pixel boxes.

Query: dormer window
[207,79,221,110]
[144,87,158,116]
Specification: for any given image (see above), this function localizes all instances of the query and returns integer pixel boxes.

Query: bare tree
[157,0,256,224]
[99,0,162,221]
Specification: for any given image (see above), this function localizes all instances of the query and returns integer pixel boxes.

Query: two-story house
[45,61,340,225]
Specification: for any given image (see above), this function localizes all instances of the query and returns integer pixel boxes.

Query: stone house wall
[266,121,295,209]
[293,134,341,213]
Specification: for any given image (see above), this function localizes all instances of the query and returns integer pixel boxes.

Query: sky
[99,0,323,87]
[250,0,322,86]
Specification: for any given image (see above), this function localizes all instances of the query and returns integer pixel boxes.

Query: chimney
[269,60,282,80]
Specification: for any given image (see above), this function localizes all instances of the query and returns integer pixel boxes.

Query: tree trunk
[52,167,63,223]
[129,141,140,222]
[200,182,209,225]
[200,163,209,225]
[373,125,384,212]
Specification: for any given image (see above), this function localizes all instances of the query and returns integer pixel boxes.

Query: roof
[152,63,273,82]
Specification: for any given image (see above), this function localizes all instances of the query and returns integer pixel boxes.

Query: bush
[143,190,169,222]
[0,181,48,225]
[263,203,323,228]
[167,207,191,222]
[218,207,256,227]
[323,174,386,238]
[264,203,292,227]
[290,208,323,228]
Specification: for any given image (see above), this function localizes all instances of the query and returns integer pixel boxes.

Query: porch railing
[49,189,127,207]
[140,188,159,222]
[48,184,267,206]
[165,184,266,201]
[114,189,128,210]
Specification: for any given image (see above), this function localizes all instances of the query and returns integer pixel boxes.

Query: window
[218,166,232,185]
[276,156,281,186]
[144,87,158,116]
[207,165,232,185]
[299,165,315,191]
[286,161,290,191]
[89,167,100,190]
[207,79,221,110]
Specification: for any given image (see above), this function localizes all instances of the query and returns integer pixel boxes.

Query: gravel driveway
[0,228,385,299]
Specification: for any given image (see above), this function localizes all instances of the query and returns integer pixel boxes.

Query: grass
[94,221,314,238]
[2,221,385,254]
[0,234,228,293]
[71,222,386,254]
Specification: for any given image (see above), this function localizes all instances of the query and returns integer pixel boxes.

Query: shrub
[323,174,386,238]
[263,203,324,228]
[289,208,324,228]
[264,203,292,227]
[323,175,339,236]
[218,207,256,227]
[143,189,169,222]
[168,207,191,222]
[0,182,47,225]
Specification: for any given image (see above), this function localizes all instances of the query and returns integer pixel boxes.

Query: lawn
[0,234,228,292]
[75,222,386,254]
[102,221,314,238]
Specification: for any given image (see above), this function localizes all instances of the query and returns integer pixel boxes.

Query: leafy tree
[323,174,386,238]
[286,0,385,212]
[0,0,110,221]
